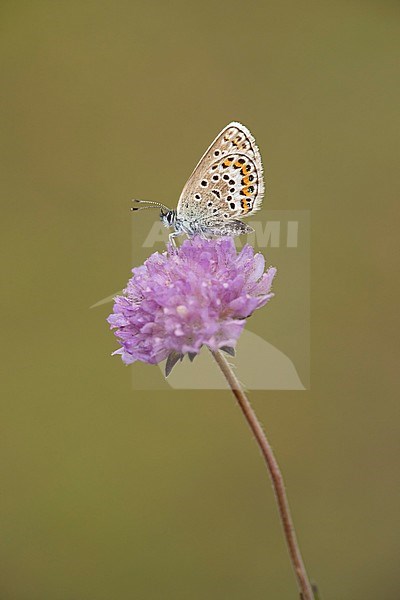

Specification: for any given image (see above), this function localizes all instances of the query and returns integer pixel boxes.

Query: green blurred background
[1,1,399,598]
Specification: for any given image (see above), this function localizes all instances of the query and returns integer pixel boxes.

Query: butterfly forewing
[177,122,264,228]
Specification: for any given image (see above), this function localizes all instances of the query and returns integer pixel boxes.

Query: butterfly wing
[176,122,264,229]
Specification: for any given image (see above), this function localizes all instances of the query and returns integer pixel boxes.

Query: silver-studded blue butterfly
[131,122,265,244]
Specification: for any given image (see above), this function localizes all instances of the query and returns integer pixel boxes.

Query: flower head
[108,237,276,371]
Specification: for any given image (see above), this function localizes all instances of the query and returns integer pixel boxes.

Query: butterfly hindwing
[177,122,264,227]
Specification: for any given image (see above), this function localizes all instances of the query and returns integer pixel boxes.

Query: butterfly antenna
[130,199,171,212]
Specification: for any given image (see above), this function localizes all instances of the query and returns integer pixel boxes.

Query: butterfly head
[131,200,176,227]
[160,208,177,229]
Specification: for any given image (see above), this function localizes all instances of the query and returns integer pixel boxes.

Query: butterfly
[131,122,264,244]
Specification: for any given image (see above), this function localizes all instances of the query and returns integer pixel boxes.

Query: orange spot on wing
[242,186,252,197]
[234,160,244,168]
[240,199,252,213]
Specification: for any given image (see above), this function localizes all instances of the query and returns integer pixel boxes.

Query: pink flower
[108,237,276,374]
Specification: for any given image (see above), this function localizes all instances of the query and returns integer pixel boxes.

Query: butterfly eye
[213,150,220,157]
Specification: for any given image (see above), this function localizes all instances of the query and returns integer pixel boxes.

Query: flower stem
[210,349,315,600]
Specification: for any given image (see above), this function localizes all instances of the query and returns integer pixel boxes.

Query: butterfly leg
[168,231,181,249]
